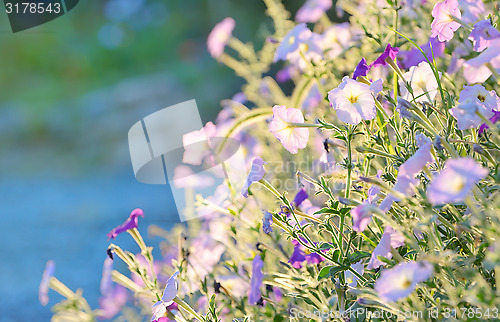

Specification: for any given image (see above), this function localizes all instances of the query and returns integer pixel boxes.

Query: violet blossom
[479,110,500,134]
[398,37,445,69]
[427,157,488,205]
[352,58,370,80]
[248,255,264,305]
[107,208,144,240]
[469,19,500,52]
[39,260,55,306]
[370,44,399,68]
[262,211,273,234]
[241,157,266,197]
[288,239,324,268]
[458,0,485,24]
[344,261,364,288]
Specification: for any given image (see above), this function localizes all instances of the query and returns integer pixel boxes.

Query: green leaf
[347,251,371,264]
[318,265,333,279]
[329,265,348,277]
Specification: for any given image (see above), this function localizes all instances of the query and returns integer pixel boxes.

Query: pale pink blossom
[269,105,310,154]
[431,0,462,42]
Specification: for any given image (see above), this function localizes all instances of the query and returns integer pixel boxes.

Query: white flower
[327,76,377,125]
[151,271,179,321]
[400,62,441,103]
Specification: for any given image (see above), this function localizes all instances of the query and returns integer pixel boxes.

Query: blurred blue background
[0,0,291,320]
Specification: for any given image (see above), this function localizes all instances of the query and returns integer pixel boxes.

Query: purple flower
[107,208,144,240]
[262,211,273,234]
[479,111,500,134]
[375,261,433,302]
[328,76,377,125]
[430,0,462,42]
[450,99,494,130]
[39,260,55,306]
[344,261,364,287]
[469,19,500,52]
[463,39,500,84]
[241,157,266,197]
[207,18,235,58]
[248,255,264,305]
[370,44,399,68]
[296,0,332,23]
[269,105,310,154]
[151,271,180,321]
[293,188,309,207]
[351,203,373,233]
[398,37,445,69]
[288,239,325,268]
[274,24,309,62]
[367,226,405,270]
[379,134,434,213]
[459,84,500,111]
[459,0,485,24]
[98,285,128,320]
[427,157,488,205]
[98,258,128,320]
[289,240,307,268]
[353,58,370,79]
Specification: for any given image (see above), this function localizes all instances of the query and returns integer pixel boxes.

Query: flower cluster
[41,0,500,321]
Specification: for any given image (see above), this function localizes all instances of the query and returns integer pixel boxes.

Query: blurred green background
[0,0,306,320]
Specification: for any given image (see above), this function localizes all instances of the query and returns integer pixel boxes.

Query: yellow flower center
[288,36,295,44]
[449,174,466,193]
[477,95,485,102]
[401,278,412,289]
[348,95,360,103]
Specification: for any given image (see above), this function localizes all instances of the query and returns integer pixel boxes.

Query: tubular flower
[207,18,235,58]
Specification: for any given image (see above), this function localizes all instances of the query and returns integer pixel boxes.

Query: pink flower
[107,208,144,240]
[207,18,235,58]
[463,39,500,83]
[430,0,462,42]
[398,37,445,69]
[269,105,310,154]
[296,0,332,23]
[327,76,378,125]
[469,19,500,52]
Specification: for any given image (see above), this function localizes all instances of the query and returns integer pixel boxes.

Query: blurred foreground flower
[207,18,235,58]
[427,157,488,205]
[39,260,55,306]
[375,261,433,302]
